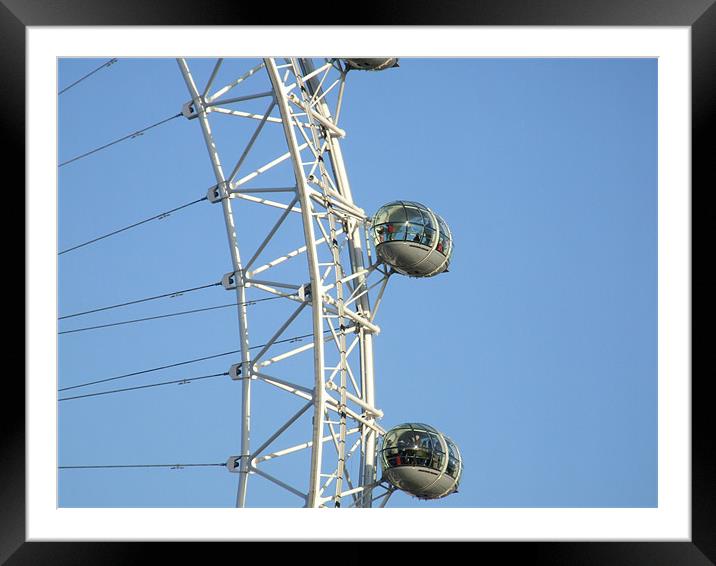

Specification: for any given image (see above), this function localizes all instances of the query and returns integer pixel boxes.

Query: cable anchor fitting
[229,361,250,381]
[221,270,242,291]
[226,455,251,473]
[208,181,230,204]
[181,100,199,120]
[298,283,312,302]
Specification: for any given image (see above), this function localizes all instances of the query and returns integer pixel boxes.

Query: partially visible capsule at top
[343,58,399,71]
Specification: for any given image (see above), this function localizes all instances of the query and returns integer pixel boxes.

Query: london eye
[59,57,462,508]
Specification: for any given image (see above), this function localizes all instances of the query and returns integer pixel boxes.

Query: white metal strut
[179,57,392,508]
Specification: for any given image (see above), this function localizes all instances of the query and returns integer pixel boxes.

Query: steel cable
[58,372,229,401]
[59,281,222,320]
[58,58,118,95]
[59,463,226,469]
[58,296,282,335]
[59,331,319,392]
[59,112,182,168]
[58,196,207,255]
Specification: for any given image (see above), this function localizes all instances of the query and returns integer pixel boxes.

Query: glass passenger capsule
[379,423,463,500]
[343,58,400,71]
[371,201,453,277]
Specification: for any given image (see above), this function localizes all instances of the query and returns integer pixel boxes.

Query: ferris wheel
[174,56,462,508]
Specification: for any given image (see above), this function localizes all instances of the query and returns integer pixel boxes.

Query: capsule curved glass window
[379,423,447,473]
[444,437,462,481]
[371,201,453,278]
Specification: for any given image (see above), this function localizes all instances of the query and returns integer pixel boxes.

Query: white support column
[298,58,380,507]
[177,59,254,508]
[265,58,327,508]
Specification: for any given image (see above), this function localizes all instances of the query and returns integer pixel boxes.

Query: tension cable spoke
[58,371,229,401]
[58,196,208,255]
[59,349,241,392]
[59,281,222,320]
[59,112,182,168]
[59,462,226,470]
[60,330,328,392]
[58,58,118,96]
[58,296,280,335]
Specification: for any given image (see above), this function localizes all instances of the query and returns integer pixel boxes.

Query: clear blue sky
[58,57,657,508]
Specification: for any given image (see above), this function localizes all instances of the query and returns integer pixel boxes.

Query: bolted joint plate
[229,362,245,380]
[181,100,199,120]
[298,283,312,302]
[221,271,240,290]
[226,456,241,472]
[207,181,230,204]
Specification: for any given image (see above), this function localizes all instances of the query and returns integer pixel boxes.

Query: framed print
[10,0,712,562]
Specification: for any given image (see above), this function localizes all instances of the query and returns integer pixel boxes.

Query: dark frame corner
[9,0,712,563]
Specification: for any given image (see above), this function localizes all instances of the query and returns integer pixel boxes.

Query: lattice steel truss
[177,57,395,508]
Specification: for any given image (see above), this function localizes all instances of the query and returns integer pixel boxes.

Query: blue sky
[58,57,657,508]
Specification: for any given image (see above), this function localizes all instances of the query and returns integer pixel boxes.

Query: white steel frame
[178,57,395,508]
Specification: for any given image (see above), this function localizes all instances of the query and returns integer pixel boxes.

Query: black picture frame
[8,0,711,562]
